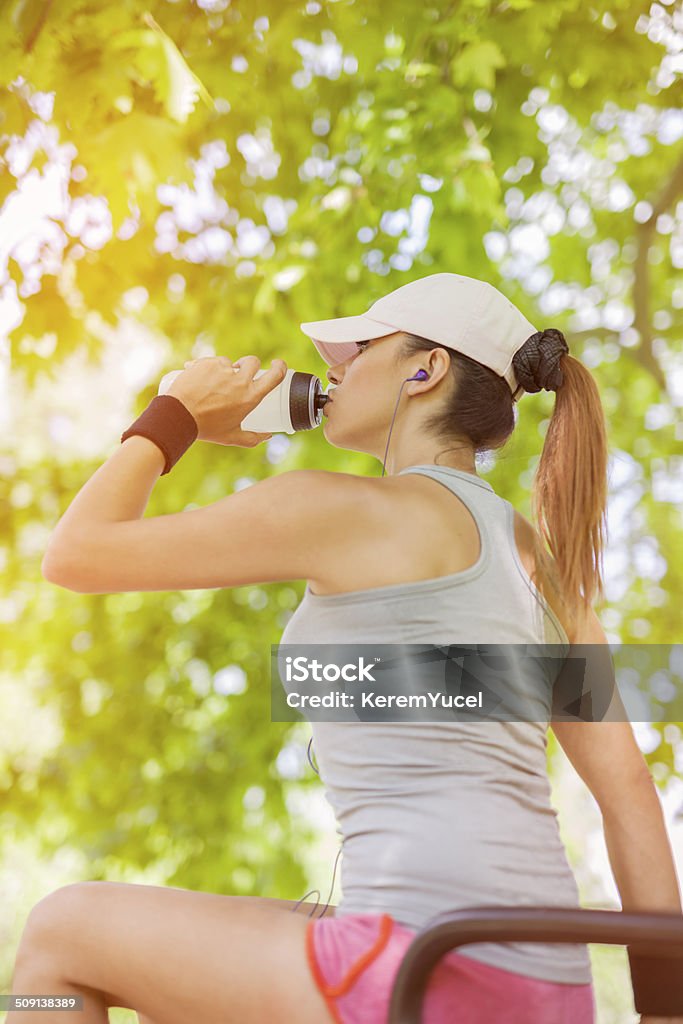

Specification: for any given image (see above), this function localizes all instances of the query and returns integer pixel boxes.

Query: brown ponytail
[528,354,609,636]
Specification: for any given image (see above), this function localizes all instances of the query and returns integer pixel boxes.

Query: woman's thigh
[18,881,337,1024]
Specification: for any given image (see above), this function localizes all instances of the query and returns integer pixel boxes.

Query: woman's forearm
[602,774,682,913]
[44,437,167,567]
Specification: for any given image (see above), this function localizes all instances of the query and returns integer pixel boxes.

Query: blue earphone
[290,367,431,918]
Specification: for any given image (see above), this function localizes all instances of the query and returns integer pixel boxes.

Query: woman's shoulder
[286,468,426,511]
[300,469,478,596]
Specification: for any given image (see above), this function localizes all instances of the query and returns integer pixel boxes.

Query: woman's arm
[603,782,683,1024]
[551,607,683,1021]
[41,436,384,593]
[43,357,383,592]
[43,354,282,562]
[551,608,681,912]
[44,435,166,542]
[602,773,681,913]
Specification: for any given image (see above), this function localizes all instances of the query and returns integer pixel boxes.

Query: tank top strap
[397,464,496,496]
[396,463,505,581]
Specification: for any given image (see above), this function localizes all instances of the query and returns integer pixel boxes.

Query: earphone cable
[381,379,411,478]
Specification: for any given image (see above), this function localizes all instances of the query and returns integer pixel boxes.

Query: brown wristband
[120,395,198,475]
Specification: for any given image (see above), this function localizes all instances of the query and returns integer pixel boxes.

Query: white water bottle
[158,366,333,435]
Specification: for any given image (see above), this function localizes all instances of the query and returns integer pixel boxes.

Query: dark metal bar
[387,906,683,1024]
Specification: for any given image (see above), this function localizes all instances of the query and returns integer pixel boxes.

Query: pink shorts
[305,912,596,1024]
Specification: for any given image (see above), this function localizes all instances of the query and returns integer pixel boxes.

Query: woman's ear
[426,347,453,385]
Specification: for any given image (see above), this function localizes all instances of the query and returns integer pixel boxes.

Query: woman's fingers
[231,354,259,373]
[181,355,287,400]
[229,356,288,396]
[251,358,288,395]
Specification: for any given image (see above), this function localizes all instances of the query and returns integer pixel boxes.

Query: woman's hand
[166,355,287,447]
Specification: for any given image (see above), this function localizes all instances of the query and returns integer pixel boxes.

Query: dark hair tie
[512,328,569,394]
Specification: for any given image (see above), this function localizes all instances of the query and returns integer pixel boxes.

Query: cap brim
[300,313,398,367]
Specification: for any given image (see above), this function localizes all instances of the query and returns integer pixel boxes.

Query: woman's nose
[327,353,355,383]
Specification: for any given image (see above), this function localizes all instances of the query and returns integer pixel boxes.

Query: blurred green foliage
[0,2,681,1020]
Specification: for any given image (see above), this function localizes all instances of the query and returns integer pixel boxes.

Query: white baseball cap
[300,272,540,402]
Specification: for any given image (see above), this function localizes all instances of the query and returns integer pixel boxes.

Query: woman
[10,273,681,1024]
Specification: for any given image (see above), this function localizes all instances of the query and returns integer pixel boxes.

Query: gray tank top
[279,464,592,985]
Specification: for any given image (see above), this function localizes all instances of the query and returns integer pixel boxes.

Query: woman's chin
[322,420,341,445]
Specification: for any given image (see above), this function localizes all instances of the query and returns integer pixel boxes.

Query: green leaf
[109,13,214,126]
[450,40,507,91]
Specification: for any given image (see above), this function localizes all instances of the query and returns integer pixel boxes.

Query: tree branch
[23,0,56,54]
[632,146,683,393]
